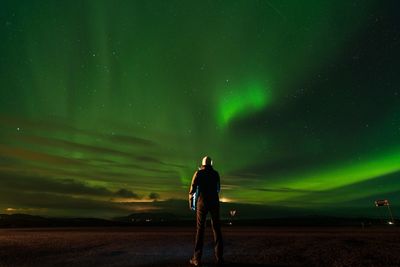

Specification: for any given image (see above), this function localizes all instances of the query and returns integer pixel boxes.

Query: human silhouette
[189,156,223,266]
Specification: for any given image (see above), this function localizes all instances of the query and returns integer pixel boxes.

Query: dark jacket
[189,165,220,210]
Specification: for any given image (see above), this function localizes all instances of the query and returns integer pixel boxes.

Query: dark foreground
[0,226,399,267]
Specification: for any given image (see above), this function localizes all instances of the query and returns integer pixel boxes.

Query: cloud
[0,114,156,148]
[0,173,143,217]
[108,134,156,147]
[0,171,143,200]
[0,143,85,167]
[148,192,160,200]
[114,188,139,199]
[0,115,174,172]
[9,134,162,165]
[0,186,109,210]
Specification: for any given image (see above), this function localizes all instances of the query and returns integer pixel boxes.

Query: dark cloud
[0,171,143,217]
[0,188,130,218]
[0,143,86,167]
[9,134,160,165]
[0,171,143,200]
[0,171,112,197]
[55,178,113,196]
[0,115,156,148]
[114,188,139,199]
[148,192,160,200]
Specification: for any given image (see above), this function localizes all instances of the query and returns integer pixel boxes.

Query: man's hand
[189,195,194,211]
[189,194,197,211]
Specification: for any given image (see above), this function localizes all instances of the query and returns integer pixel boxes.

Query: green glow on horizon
[283,150,400,191]
[226,148,400,205]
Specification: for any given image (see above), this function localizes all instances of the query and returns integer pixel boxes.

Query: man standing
[189,156,223,266]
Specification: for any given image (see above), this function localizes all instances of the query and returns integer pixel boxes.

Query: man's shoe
[190,258,201,266]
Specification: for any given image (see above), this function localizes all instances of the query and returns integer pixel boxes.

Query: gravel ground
[0,226,399,267]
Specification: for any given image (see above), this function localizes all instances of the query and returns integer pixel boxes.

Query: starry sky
[1,0,400,219]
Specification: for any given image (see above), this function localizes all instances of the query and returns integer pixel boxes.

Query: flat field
[0,226,399,267]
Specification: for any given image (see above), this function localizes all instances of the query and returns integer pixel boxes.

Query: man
[189,156,223,266]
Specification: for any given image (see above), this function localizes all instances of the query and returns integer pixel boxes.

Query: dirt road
[0,227,399,267]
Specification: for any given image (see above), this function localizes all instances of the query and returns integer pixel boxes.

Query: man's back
[195,166,220,207]
[198,166,220,206]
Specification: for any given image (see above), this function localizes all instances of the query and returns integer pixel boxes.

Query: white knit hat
[202,156,212,166]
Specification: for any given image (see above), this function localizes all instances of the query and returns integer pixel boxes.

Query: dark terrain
[0,226,399,267]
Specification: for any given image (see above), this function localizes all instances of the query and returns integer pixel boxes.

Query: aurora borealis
[1,0,400,218]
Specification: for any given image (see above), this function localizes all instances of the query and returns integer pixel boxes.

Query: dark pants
[193,202,223,261]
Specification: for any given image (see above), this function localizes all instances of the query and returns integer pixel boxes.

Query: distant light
[220,197,233,203]
[375,199,390,207]
[229,209,237,217]
[388,221,394,225]
[111,198,158,203]
[5,208,16,212]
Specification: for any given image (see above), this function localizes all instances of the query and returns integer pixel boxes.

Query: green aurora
[1,0,400,218]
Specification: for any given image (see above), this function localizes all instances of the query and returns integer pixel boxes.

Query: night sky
[1,0,400,218]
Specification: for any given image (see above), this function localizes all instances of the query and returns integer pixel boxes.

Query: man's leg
[210,205,223,262]
[193,205,207,261]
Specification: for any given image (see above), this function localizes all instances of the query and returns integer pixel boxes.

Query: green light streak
[227,149,400,205]
[279,150,400,191]
[218,82,270,127]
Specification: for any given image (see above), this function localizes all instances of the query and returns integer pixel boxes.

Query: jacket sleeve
[189,171,199,196]
[188,171,199,210]
[216,171,221,193]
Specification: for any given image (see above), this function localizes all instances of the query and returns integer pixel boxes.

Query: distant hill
[0,213,394,228]
[0,214,122,228]
[113,212,180,223]
[0,212,187,228]
[0,214,49,227]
